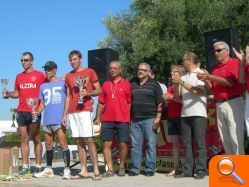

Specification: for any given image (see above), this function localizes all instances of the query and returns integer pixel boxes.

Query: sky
[0,0,132,120]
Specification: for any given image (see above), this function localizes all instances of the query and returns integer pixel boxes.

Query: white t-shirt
[158,81,167,94]
[181,67,207,118]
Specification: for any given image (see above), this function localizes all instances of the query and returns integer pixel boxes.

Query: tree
[99,0,249,83]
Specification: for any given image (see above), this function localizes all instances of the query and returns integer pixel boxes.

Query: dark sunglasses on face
[45,68,53,72]
[214,48,226,53]
[21,59,31,62]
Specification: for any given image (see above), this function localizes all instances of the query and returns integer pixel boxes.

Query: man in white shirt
[172,52,207,179]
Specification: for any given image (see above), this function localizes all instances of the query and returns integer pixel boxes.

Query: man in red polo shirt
[94,61,131,177]
[197,41,244,155]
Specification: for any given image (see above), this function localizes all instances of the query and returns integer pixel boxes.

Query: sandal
[71,173,91,179]
[102,170,114,178]
[92,174,102,181]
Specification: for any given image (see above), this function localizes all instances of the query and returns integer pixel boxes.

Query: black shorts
[16,112,41,126]
[168,118,181,135]
[101,122,129,142]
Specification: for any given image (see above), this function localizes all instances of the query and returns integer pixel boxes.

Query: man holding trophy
[6,52,46,175]
[62,50,102,180]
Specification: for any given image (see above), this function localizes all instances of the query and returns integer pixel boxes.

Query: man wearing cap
[62,50,102,180]
[33,61,71,179]
[6,52,46,175]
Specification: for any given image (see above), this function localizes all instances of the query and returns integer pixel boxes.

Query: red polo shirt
[166,84,182,119]
[98,78,131,123]
[211,57,244,100]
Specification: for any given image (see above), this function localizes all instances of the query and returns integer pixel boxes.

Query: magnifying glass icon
[217,157,244,185]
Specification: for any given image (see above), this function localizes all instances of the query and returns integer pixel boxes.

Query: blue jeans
[130,118,157,173]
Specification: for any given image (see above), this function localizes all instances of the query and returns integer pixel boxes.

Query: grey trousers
[181,116,207,175]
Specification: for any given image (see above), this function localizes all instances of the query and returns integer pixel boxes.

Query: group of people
[4,40,249,181]
[166,41,248,179]
[6,50,102,180]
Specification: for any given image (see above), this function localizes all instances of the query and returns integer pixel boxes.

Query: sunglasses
[214,48,226,53]
[21,59,31,62]
[45,68,53,72]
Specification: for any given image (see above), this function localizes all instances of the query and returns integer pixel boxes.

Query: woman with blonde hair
[163,64,185,176]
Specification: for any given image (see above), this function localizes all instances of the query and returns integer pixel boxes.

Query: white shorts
[68,111,94,138]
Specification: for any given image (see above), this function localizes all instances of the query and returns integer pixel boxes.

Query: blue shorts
[168,118,181,135]
[101,122,129,142]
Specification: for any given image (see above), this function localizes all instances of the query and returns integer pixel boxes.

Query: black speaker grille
[88,48,119,86]
[204,28,239,71]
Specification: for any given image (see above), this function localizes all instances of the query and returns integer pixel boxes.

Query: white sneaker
[62,168,71,179]
[33,168,54,178]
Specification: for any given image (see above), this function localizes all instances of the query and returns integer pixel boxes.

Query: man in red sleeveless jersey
[7,52,46,175]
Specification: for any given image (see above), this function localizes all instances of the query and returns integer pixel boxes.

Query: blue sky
[0,0,131,120]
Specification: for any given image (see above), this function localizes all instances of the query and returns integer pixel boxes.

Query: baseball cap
[42,61,57,69]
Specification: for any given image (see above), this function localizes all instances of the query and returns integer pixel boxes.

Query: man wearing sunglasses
[6,52,46,175]
[129,63,163,177]
[33,61,71,179]
[197,41,244,155]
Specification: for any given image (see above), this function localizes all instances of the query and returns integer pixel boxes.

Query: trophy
[10,108,17,128]
[74,76,87,104]
[26,98,38,122]
[1,79,8,99]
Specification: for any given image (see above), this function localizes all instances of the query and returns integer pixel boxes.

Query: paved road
[0,160,208,187]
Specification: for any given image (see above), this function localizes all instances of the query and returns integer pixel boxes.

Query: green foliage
[93,135,103,152]
[3,131,103,152]
[99,0,249,83]
[3,133,20,142]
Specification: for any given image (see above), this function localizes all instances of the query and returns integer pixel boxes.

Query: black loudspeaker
[88,48,119,86]
[204,28,239,71]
